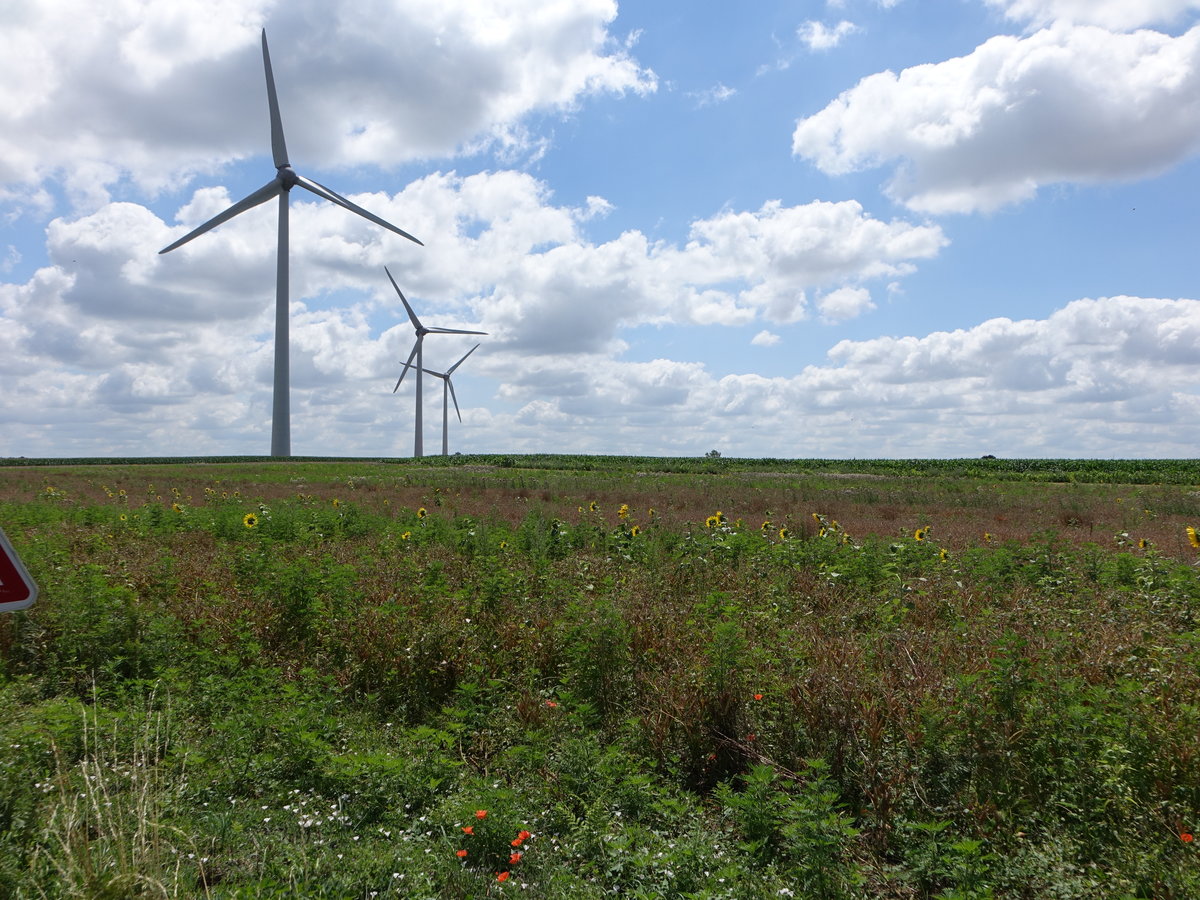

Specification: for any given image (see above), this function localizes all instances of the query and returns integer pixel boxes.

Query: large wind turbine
[159,29,422,457]
[386,266,485,457]
[400,344,480,456]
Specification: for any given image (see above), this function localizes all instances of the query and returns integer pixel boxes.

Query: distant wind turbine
[159,29,422,457]
[400,344,480,456]
[386,266,485,457]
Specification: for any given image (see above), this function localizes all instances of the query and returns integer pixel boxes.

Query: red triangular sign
[0,527,38,612]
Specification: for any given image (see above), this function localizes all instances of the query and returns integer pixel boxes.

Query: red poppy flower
[517,830,531,841]
[511,837,523,847]
[1183,832,1195,843]
[461,826,474,835]
[497,871,510,882]
[746,733,756,742]
[753,693,763,700]
[456,849,468,858]
[545,700,558,707]
[510,852,522,863]
[475,810,488,819]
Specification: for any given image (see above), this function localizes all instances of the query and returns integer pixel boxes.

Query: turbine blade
[384,266,423,331]
[405,364,443,378]
[426,326,487,336]
[159,180,281,254]
[447,378,462,423]
[446,343,479,375]
[297,176,423,245]
[262,30,289,168]
[393,340,420,392]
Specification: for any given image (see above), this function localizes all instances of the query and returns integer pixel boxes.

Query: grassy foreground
[1,457,1199,898]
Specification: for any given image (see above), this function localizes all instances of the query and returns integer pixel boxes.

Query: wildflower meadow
[1,456,1198,898]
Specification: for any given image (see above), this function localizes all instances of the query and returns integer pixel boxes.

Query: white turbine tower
[386,267,485,457]
[159,29,422,458]
[400,344,480,456]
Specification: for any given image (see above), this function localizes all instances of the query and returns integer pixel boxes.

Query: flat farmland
[1,457,1198,898]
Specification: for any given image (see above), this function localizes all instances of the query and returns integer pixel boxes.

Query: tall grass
[1,459,1198,897]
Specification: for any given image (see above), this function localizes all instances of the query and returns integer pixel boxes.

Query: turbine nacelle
[277,165,299,189]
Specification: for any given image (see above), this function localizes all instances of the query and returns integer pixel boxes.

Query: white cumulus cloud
[751,330,781,346]
[0,0,655,214]
[798,20,860,51]
[817,286,875,321]
[793,23,1200,213]
[985,0,1200,29]
[0,171,946,455]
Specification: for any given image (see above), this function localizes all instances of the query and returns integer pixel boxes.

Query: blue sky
[2,0,1199,458]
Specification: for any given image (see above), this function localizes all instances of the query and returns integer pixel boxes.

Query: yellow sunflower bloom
[243,513,258,528]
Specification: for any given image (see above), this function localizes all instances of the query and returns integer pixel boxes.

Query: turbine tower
[386,266,485,457]
[159,29,422,457]
[400,344,480,456]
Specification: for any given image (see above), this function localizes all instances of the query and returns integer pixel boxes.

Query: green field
[1,457,1199,898]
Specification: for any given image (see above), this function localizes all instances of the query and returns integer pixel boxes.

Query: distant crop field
[1,457,1198,898]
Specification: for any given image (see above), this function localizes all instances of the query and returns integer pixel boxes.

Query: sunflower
[1188,526,1200,550]
[705,515,718,529]
[631,525,641,537]
[618,503,630,520]
[914,527,928,541]
[401,531,412,540]
[243,513,258,528]
[171,503,183,514]
[417,507,428,519]
[588,501,599,513]
[778,527,790,541]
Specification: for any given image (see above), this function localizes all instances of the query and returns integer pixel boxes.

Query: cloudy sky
[3,0,1199,459]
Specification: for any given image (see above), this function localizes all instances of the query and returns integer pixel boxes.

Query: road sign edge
[0,526,38,612]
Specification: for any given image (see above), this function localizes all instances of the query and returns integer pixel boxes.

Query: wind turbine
[400,344,480,456]
[158,29,422,458]
[386,266,486,457]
